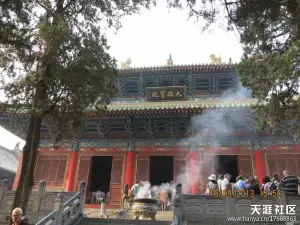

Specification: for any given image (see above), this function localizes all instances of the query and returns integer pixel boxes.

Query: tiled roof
[0,145,18,172]
[0,98,258,118]
[0,166,15,175]
[106,98,258,111]
[118,64,236,77]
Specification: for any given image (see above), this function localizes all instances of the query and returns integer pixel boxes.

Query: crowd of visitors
[204,170,300,197]
[121,170,300,210]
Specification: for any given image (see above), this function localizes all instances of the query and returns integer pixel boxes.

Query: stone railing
[0,179,78,224]
[173,184,300,225]
[36,181,86,225]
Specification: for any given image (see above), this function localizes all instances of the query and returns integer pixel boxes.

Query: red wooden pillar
[66,142,79,192]
[189,151,199,194]
[13,153,23,190]
[125,151,135,188]
[254,150,266,184]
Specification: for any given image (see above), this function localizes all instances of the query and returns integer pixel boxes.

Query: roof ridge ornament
[210,54,222,64]
[167,54,173,66]
[120,58,132,69]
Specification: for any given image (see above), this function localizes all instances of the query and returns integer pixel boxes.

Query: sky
[0,2,243,150]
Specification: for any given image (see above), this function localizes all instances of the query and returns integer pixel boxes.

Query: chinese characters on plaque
[146,86,186,102]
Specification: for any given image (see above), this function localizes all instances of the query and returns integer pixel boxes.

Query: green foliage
[0,0,155,143]
[232,0,300,138]
[167,0,300,138]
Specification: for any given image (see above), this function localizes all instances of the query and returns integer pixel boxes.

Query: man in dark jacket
[11,208,29,225]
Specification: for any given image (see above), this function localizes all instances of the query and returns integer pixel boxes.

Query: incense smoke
[176,82,252,193]
[136,81,252,197]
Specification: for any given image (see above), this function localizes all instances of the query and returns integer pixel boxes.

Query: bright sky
[0,2,243,150]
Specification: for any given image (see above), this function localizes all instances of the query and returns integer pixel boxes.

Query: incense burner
[132,198,158,220]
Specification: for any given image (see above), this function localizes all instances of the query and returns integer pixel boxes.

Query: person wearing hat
[221,173,232,191]
[204,174,218,194]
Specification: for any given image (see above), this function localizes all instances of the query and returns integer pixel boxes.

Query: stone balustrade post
[79,181,86,216]
[32,180,47,223]
[173,183,182,225]
[53,193,64,224]
[278,183,287,205]
[0,179,9,206]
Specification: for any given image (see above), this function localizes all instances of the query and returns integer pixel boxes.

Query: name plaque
[146,86,187,102]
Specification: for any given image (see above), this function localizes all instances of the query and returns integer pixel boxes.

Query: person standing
[221,173,232,191]
[262,176,273,196]
[160,189,168,211]
[131,181,140,198]
[282,170,299,195]
[122,184,129,209]
[217,174,224,191]
[11,208,29,225]
[248,178,261,195]
[205,174,218,194]
[234,175,249,190]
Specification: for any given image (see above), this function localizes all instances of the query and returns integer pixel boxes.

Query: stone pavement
[83,208,173,221]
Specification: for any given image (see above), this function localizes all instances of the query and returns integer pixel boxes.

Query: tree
[167,0,300,138]
[1,0,299,220]
[0,0,154,220]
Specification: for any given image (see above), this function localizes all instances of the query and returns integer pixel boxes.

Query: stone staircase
[75,211,173,225]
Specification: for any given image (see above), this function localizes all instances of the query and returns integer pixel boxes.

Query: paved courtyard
[83,209,173,221]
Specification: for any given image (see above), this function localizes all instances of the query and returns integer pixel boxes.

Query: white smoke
[135,81,253,197]
[136,181,175,199]
[175,81,253,193]
[136,181,151,198]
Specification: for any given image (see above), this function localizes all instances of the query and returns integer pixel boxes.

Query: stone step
[75,218,172,225]
[83,209,173,221]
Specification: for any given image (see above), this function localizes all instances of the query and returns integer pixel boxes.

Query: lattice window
[238,155,253,178]
[75,156,91,191]
[57,160,67,186]
[267,155,300,177]
[111,160,123,184]
[34,155,68,188]
[136,160,149,182]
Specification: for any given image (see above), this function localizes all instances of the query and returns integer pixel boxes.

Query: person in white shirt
[217,174,224,191]
[221,173,232,191]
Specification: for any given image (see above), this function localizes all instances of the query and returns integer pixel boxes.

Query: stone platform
[83,209,173,221]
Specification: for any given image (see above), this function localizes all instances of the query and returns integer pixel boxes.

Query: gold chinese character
[168,91,174,97]
[151,92,158,97]
[176,91,182,97]
[160,90,166,98]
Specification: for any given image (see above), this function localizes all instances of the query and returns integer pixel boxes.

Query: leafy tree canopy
[0,0,155,143]
[0,0,155,215]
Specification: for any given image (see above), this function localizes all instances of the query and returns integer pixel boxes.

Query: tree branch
[42,85,68,115]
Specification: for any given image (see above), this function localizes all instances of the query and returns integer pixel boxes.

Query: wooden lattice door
[174,155,187,188]
[136,155,149,182]
[199,155,216,194]
[109,156,124,208]
[237,155,253,179]
[75,156,91,191]
[267,154,300,177]
[34,155,68,188]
